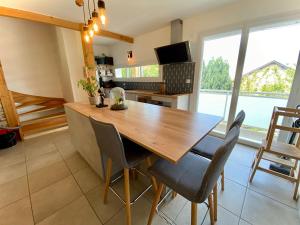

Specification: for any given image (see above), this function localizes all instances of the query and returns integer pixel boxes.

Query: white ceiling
[1,0,239,45]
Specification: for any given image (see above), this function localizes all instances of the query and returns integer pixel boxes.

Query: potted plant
[77,76,99,105]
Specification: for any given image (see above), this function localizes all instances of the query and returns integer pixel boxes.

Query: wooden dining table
[65,100,222,164]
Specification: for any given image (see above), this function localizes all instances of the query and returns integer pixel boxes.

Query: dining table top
[65,100,222,163]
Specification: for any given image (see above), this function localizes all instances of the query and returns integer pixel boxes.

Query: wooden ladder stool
[250,106,300,200]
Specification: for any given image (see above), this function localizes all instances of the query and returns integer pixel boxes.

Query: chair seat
[191,135,224,159]
[122,138,152,168]
[149,152,211,202]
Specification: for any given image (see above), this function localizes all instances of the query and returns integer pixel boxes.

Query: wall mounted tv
[155,41,192,65]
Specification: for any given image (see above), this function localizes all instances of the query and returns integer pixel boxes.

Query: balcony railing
[198,89,289,141]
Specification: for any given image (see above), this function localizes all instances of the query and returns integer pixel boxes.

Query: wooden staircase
[11,91,68,138]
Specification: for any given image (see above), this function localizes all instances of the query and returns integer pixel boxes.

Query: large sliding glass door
[197,21,300,145]
[236,23,300,142]
[197,31,241,134]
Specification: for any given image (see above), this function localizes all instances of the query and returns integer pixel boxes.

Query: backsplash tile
[114,82,161,91]
[163,62,195,94]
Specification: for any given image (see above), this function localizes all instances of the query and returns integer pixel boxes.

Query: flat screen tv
[155,41,192,65]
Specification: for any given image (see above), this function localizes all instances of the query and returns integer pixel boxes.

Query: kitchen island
[64,100,222,179]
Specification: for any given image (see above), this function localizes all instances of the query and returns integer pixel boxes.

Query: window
[115,64,159,78]
[198,31,241,134]
[197,21,300,145]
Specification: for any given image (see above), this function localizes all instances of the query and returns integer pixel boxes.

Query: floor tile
[175,201,208,225]
[28,161,70,193]
[37,196,101,225]
[27,151,62,174]
[31,176,82,223]
[0,162,26,185]
[105,196,169,225]
[65,152,88,173]
[111,173,153,203]
[229,144,256,168]
[73,166,101,193]
[0,144,25,169]
[160,194,188,221]
[248,170,298,209]
[85,184,123,224]
[241,189,300,225]
[0,197,34,225]
[53,134,76,159]
[0,176,28,209]
[218,178,246,216]
[203,206,239,225]
[239,219,252,225]
[224,161,251,186]
[24,141,57,160]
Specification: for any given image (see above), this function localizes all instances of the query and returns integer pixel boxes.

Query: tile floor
[0,129,299,225]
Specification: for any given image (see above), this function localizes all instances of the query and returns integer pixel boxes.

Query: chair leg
[250,147,263,183]
[293,166,300,200]
[213,184,218,221]
[191,202,197,225]
[172,191,177,198]
[146,157,158,191]
[130,169,138,180]
[103,158,112,204]
[124,168,132,225]
[251,151,259,168]
[208,194,215,225]
[221,170,225,191]
[147,183,165,225]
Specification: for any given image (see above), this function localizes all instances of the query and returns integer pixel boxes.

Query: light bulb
[89,28,94,37]
[98,0,106,25]
[100,14,106,25]
[93,23,99,32]
[85,33,90,43]
[87,19,94,37]
[83,25,90,43]
[92,11,100,32]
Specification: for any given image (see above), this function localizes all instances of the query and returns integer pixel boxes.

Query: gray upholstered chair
[147,126,240,225]
[191,110,245,190]
[89,117,157,225]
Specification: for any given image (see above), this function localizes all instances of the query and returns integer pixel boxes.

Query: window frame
[114,64,163,82]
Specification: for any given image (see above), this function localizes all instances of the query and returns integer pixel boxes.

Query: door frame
[192,14,300,147]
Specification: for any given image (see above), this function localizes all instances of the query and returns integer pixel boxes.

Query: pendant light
[87,0,94,37]
[82,3,90,43]
[92,0,100,32]
[83,25,90,43]
[98,0,106,25]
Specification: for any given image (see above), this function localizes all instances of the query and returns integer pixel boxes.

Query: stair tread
[22,116,67,136]
[21,112,66,125]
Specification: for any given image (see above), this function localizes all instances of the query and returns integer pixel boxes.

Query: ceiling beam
[0,6,134,43]
[97,30,134,43]
[0,6,81,30]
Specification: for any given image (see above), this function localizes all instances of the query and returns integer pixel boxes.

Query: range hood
[154,19,192,65]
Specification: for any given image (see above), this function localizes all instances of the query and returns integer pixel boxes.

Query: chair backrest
[228,110,245,131]
[197,125,240,202]
[89,117,129,168]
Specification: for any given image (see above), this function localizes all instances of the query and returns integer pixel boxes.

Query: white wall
[110,0,300,67]
[110,26,170,67]
[93,44,111,57]
[0,17,64,98]
[56,27,87,103]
